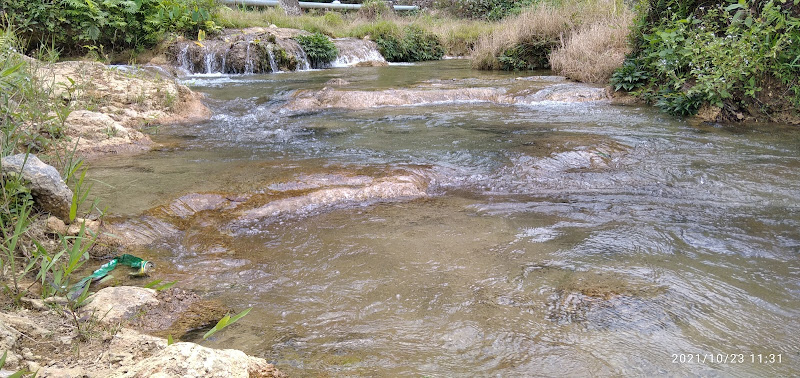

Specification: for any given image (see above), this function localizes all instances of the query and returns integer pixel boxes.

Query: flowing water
[89,60,800,376]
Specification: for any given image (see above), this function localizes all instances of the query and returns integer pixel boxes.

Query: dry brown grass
[470,0,629,70]
[549,11,633,83]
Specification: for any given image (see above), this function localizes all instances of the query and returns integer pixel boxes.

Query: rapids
[89,60,800,376]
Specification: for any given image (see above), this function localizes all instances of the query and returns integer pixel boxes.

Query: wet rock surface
[285,87,509,111]
[1,154,73,221]
[109,168,434,246]
[284,82,610,111]
[128,287,229,340]
[173,28,306,74]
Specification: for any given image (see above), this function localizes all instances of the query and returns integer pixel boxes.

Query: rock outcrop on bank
[0,286,285,377]
[32,59,211,158]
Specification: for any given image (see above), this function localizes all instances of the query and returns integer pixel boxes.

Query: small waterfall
[177,44,191,74]
[204,50,216,74]
[296,48,311,71]
[332,38,387,67]
[244,43,254,74]
[173,31,329,75]
[276,38,312,71]
[266,48,280,73]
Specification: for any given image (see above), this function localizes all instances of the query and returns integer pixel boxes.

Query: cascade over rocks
[171,28,389,75]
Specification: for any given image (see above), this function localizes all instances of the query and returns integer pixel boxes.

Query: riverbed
[89,60,800,376]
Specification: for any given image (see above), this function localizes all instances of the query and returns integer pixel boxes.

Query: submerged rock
[240,172,430,220]
[284,87,509,111]
[127,287,229,340]
[1,154,73,221]
[514,83,609,103]
[284,82,611,112]
[325,78,351,86]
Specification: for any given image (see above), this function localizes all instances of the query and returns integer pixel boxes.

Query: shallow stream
[90,60,800,376]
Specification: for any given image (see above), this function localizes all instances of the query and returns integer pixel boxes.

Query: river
[89,60,800,376]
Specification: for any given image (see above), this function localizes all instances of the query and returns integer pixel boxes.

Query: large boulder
[114,342,287,378]
[1,154,73,221]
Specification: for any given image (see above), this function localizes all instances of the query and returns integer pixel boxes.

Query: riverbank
[0,44,282,375]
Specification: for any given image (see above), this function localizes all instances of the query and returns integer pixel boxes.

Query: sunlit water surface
[89,61,800,376]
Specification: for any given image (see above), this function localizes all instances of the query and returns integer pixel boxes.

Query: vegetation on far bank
[611,0,799,121]
[1,0,222,57]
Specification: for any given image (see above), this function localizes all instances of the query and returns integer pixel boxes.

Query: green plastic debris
[70,254,154,296]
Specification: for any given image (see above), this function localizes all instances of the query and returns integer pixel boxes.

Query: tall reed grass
[549,10,633,83]
[471,0,630,76]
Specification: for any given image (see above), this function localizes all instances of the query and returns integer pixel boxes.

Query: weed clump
[296,32,339,68]
[355,23,445,62]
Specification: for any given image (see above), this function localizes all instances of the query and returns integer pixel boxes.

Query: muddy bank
[32,59,211,158]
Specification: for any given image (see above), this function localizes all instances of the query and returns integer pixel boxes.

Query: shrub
[615,0,800,118]
[610,58,649,91]
[371,25,445,62]
[1,0,222,54]
[296,32,339,68]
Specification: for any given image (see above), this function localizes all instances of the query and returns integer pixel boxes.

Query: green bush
[610,58,649,91]
[296,32,339,68]
[372,25,445,62]
[497,41,552,70]
[615,0,800,118]
[1,0,222,54]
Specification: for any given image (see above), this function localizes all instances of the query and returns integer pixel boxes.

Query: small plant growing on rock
[202,307,252,340]
[295,32,338,69]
